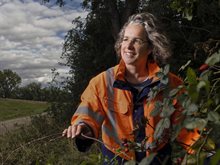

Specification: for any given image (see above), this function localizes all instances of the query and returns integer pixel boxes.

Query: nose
[127,39,135,49]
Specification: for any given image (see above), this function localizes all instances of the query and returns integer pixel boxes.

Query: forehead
[124,23,146,38]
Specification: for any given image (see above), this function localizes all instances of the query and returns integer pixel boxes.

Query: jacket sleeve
[71,77,106,139]
[75,122,95,152]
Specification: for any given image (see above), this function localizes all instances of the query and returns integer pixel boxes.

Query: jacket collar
[114,60,161,83]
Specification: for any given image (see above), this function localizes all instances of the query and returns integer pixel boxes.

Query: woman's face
[120,23,151,67]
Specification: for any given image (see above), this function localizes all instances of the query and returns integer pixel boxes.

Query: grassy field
[0,98,49,121]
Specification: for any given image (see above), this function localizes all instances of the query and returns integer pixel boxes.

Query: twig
[209,78,220,99]
[214,104,220,112]
[196,128,213,165]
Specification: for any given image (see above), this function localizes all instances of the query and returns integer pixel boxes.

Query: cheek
[120,45,125,53]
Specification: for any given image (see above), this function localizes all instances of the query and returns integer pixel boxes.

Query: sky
[0,0,88,87]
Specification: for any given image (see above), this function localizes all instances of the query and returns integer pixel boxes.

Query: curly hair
[115,12,172,65]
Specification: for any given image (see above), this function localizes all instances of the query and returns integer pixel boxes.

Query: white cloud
[0,0,88,87]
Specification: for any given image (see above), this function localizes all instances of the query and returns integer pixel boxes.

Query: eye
[134,38,143,45]
[122,38,129,42]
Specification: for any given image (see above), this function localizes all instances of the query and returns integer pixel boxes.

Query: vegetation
[0,0,219,164]
[0,98,49,121]
[0,115,101,165]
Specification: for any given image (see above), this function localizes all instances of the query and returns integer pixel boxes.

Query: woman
[62,12,200,164]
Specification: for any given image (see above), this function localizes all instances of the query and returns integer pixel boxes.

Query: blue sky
[0,0,88,86]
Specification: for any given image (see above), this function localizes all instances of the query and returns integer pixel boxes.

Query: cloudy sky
[0,0,88,87]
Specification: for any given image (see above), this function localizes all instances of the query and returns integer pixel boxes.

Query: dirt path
[0,113,47,136]
[0,116,31,135]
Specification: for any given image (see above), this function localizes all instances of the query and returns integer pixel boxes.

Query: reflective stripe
[104,68,121,144]
[106,67,115,100]
[75,106,104,125]
[102,125,121,144]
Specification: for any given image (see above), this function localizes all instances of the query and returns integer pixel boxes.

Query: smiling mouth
[125,52,135,57]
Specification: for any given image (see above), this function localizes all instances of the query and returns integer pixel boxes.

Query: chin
[124,60,136,65]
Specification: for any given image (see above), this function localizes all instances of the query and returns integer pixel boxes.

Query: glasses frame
[121,37,148,47]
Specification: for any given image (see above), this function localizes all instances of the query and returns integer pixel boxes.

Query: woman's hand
[62,123,93,139]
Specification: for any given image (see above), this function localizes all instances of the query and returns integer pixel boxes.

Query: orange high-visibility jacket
[71,60,200,160]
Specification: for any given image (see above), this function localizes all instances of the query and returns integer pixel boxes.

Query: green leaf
[124,160,136,165]
[188,84,199,102]
[187,67,197,85]
[196,81,207,92]
[184,103,198,115]
[148,86,160,100]
[164,117,171,128]
[154,119,164,139]
[150,101,162,117]
[160,104,176,117]
[184,118,207,130]
[169,88,179,97]
[154,118,170,139]
[139,153,156,165]
[182,97,191,109]
[161,76,169,85]
[178,93,189,106]
[184,12,193,21]
[205,51,220,66]
[164,64,170,75]
[208,111,220,123]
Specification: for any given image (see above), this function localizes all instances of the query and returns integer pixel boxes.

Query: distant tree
[18,82,42,100]
[0,69,21,98]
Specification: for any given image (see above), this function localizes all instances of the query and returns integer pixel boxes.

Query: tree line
[0,69,70,102]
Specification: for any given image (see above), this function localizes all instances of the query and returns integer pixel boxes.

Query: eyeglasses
[122,37,148,46]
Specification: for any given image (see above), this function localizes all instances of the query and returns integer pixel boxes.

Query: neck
[125,64,148,84]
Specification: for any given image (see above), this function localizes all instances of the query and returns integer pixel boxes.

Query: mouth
[124,52,135,57]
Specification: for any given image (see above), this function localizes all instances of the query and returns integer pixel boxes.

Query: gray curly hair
[115,12,172,65]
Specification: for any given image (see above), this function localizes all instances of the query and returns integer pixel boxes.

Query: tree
[0,69,21,98]
[18,82,42,100]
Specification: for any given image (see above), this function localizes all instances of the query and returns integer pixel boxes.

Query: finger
[71,125,77,138]
[67,126,72,138]
[75,124,83,136]
[62,129,67,136]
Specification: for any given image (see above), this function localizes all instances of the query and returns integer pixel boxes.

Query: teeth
[125,52,133,56]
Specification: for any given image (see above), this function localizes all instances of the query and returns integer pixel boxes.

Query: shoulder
[89,65,118,86]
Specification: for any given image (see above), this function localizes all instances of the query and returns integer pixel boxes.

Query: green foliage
[18,82,43,101]
[62,13,116,101]
[0,114,101,165]
[149,49,220,164]
[170,0,198,20]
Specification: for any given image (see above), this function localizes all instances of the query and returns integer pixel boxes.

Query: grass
[0,98,49,121]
